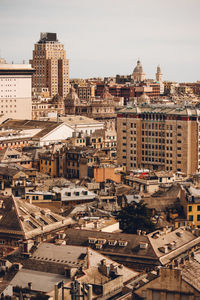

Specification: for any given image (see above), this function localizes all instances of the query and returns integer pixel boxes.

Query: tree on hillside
[116,201,156,234]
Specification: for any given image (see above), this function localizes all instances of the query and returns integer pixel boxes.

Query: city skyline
[0,0,200,82]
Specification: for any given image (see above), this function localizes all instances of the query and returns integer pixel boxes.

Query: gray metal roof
[3,268,70,295]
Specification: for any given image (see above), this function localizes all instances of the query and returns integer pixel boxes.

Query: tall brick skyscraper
[30,32,69,97]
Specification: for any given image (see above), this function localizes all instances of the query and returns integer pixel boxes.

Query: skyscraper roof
[38,32,58,43]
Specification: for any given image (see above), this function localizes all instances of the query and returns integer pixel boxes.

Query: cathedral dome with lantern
[132,60,146,82]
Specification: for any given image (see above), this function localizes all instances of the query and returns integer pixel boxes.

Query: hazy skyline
[0,0,200,82]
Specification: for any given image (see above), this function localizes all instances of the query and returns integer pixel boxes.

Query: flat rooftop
[0,64,33,70]
[60,115,104,126]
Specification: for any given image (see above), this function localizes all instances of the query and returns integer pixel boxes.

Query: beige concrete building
[117,105,200,175]
[72,82,96,101]
[32,95,65,120]
[0,63,34,119]
[30,32,69,97]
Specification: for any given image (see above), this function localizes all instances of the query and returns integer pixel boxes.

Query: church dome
[65,86,80,105]
[101,86,113,100]
[138,93,150,104]
[133,60,142,73]
[132,60,146,82]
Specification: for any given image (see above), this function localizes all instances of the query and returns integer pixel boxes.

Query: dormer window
[118,240,128,247]
[108,240,117,246]
[139,242,148,249]
[97,239,106,245]
[88,238,97,244]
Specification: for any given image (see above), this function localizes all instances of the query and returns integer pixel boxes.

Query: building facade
[65,87,116,121]
[117,105,200,175]
[32,95,65,120]
[0,64,34,119]
[30,32,69,98]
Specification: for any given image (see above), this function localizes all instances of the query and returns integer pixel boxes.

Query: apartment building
[32,94,65,120]
[117,105,200,175]
[75,83,95,101]
[0,64,34,119]
[30,32,69,97]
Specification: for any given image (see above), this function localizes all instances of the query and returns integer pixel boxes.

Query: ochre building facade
[117,105,200,175]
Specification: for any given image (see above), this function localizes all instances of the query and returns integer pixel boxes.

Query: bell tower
[156,65,162,82]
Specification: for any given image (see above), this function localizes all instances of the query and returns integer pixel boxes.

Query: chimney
[101,259,106,266]
[94,221,98,229]
[87,284,92,300]
[28,282,32,290]
[163,227,167,235]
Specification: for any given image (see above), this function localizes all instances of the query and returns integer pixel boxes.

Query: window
[189,215,193,221]
[197,205,200,211]
[197,215,200,221]
[188,206,192,212]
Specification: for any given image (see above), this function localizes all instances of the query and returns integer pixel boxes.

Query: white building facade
[0,64,34,119]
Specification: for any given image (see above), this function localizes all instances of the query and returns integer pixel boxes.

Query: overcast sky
[0,0,199,82]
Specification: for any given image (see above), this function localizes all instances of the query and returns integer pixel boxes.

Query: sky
[0,0,200,82]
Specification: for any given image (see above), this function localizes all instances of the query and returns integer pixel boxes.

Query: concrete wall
[102,275,123,297]
[101,222,119,233]
[94,167,121,183]
[40,124,73,146]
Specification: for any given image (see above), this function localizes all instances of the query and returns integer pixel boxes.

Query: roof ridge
[11,195,26,236]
